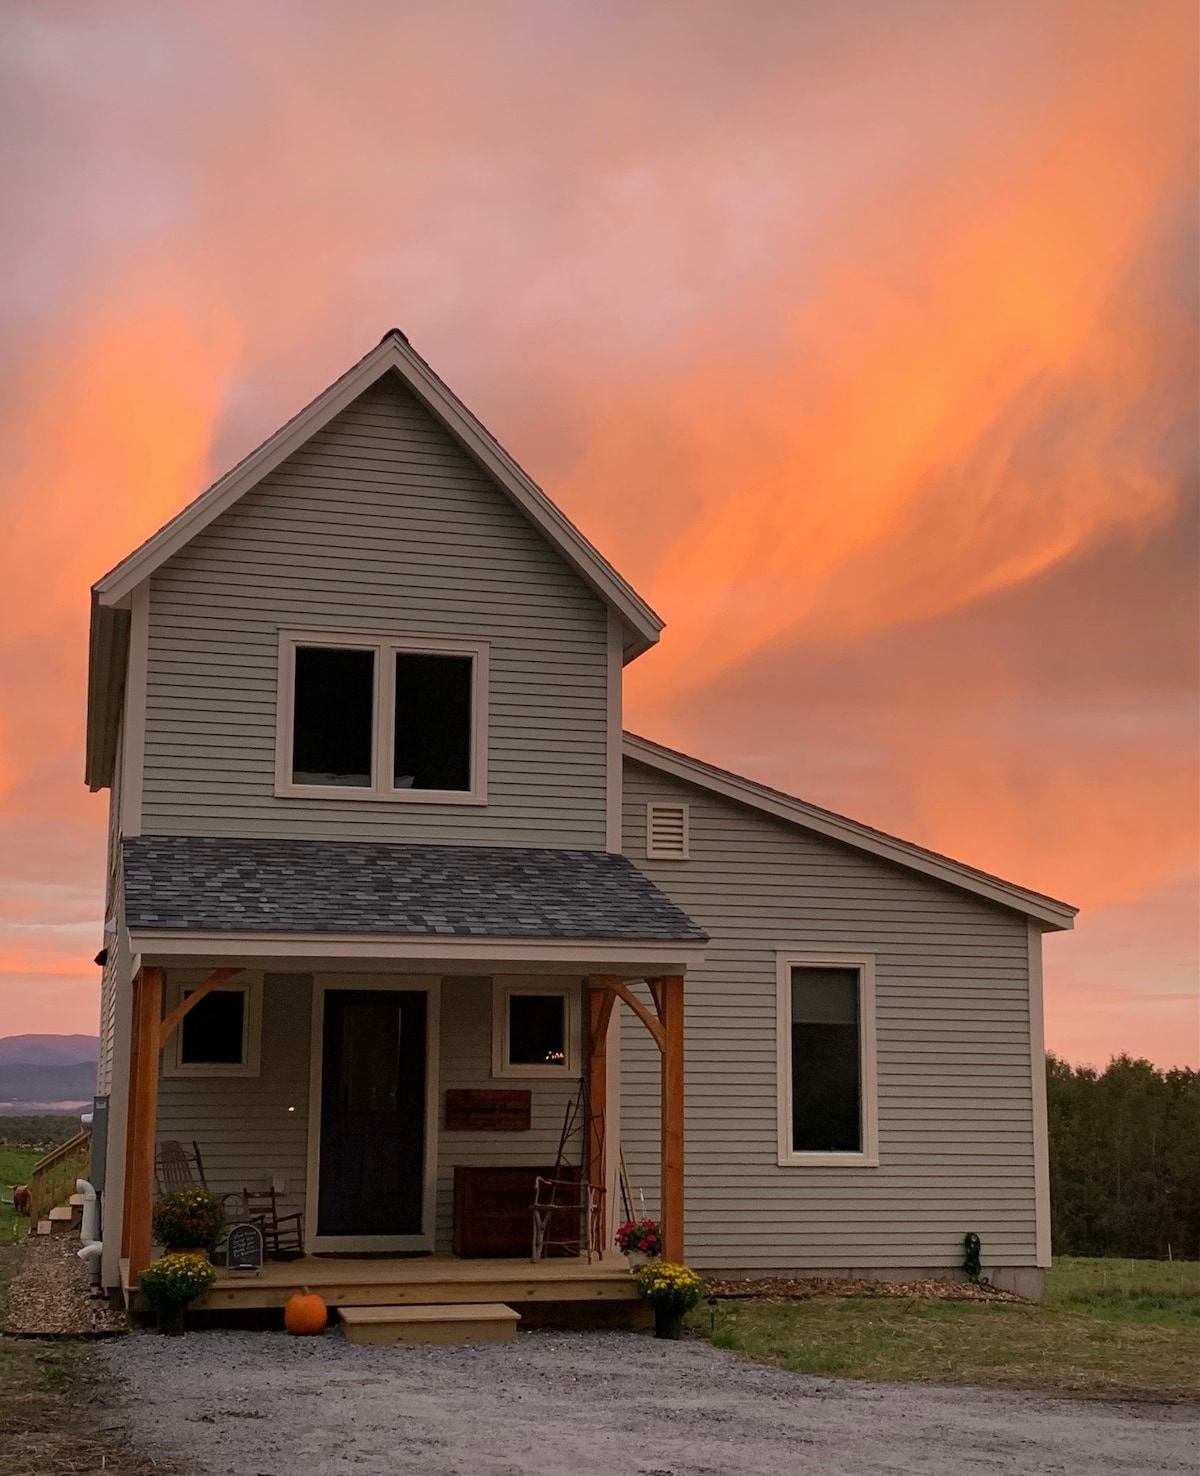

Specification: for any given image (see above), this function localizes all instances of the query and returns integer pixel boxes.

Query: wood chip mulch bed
[702,1274,1027,1304]
[3,1234,128,1337]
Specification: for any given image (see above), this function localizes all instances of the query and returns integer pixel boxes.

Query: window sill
[492,1064,581,1081]
[162,1063,261,1079]
[274,781,487,805]
[777,1153,880,1169]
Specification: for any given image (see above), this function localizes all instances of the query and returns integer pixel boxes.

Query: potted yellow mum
[633,1261,704,1340]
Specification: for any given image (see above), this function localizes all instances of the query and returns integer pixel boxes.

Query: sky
[0,1,1195,1067]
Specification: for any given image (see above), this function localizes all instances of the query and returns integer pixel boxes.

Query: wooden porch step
[47,1206,80,1233]
[338,1302,521,1347]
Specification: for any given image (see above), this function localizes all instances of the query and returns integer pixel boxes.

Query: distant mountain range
[0,1034,100,1114]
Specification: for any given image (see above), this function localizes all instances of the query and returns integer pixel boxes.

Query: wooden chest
[451,1165,582,1258]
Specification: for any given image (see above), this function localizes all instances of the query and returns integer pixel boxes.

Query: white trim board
[128,932,706,972]
[624,732,1076,930]
[1028,921,1052,1268]
[305,974,440,1254]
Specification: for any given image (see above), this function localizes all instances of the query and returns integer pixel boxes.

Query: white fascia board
[92,334,662,658]
[128,930,706,974]
[624,733,1077,931]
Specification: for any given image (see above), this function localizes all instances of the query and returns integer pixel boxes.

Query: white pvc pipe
[76,1179,99,1244]
[78,1241,103,1286]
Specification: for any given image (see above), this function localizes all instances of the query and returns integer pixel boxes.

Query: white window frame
[491,978,581,1079]
[162,971,264,1078]
[646,802,690,860]
[776,950,878,1167]
[274,628,489,804]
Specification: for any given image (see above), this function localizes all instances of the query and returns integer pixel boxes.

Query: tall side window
[277,631,488,802]
[777,953,878,1166]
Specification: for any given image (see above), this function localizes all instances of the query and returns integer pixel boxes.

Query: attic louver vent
[646,803,689,860]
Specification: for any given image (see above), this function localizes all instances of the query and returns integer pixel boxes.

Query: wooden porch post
[657,976,685,1264]
[586,983,617,1214]
[126,965,163,1282]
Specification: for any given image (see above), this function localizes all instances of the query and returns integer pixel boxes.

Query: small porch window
[276,630,488,803]
[776,952,878,1167]
[492,980,579,1078]
[163,974,263,1078]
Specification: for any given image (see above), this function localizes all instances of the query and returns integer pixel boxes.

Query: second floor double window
[277,630,488,802]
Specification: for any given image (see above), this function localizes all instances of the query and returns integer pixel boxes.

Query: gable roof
[86,331,663,787]
[623,732,1077,931]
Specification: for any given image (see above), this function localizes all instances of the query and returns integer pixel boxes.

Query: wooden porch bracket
[158,967,243,1048]
[588,973,685,1264]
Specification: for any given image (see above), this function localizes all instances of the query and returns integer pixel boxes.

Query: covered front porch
[120,1247,641,1320]
[114,958,690,1328]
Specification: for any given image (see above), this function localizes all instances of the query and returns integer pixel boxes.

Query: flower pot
[654,1307,684,1340]
[157,1305,187,1336]
[625,1251,651,1268]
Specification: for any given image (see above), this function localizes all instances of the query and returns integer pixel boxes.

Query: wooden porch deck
[121,1251,637,1316]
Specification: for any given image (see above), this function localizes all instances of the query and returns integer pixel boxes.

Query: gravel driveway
[101,1327,1196,1476]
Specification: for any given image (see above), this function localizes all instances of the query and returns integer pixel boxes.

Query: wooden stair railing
[28,1129,91,1225]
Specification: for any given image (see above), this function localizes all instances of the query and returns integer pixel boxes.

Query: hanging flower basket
[616,1218,662,1265]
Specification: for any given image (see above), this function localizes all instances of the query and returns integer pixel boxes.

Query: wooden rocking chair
[531,1081,605,1263]
[154,1139,209,1196]
[240,1187,304,1261]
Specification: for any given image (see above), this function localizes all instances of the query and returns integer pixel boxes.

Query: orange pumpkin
[284,1287,327,1336]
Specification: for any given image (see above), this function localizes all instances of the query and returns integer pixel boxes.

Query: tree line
[1047,1053,1199,1261]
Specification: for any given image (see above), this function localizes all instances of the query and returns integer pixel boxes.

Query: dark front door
[318,990,427,1238]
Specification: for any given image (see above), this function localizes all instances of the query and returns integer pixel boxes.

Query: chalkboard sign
[226,1222,264,1275]
[445,1088,532,1132]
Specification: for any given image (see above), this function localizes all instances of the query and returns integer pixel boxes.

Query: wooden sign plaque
[444,1088,532,1132]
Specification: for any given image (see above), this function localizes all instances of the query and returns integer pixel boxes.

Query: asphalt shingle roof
[122,835,708,943]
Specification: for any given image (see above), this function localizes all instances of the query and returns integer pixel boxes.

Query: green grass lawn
[694,1257,1200,1401]
[0,1147,39,1244]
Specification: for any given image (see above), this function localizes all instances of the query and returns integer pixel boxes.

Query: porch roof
[122,834,708,944]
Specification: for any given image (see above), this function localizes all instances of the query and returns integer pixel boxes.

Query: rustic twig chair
[240,1187,304,1260]
[531,1081,605,1262]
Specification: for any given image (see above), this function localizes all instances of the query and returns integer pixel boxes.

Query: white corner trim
[490,977,581,1079]
[161,971,264,1078]
[776,950,879,1169]
[273,628,489,805]
[624,733,1076,930]
[118,581,148,837]
[605,609,624,852]
[1028,921,1052,1267]
[305,974,440,1254]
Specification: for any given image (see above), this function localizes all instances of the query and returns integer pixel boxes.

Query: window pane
[292,646,374,786]
[508,994,565,1066]
[339,1000,400,1113]
[393,653,472,791]
[180,989,245,1065]
[791,967,861,1153]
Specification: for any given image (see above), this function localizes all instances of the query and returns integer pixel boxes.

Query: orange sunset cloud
[0,0,1195,1066]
